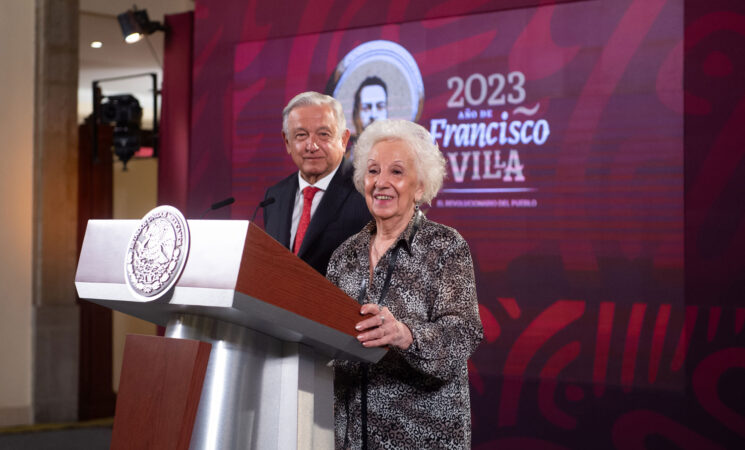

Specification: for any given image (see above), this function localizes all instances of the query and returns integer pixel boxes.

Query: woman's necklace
[370,235,393,272]
[372,235,394,258]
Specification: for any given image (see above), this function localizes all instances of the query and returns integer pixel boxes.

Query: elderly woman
[326,119,483,449]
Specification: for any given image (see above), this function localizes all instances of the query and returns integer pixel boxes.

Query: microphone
[200,197,235,218]
[251,197,275,222]
[211,197,235,210]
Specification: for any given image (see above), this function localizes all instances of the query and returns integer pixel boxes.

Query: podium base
[166,313,333,449]
[111,334,211,449]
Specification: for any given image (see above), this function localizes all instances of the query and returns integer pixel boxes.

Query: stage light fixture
[117,7,165,44]
[100,94,143,169]
[90,73,159,167]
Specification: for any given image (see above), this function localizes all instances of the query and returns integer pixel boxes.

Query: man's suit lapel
[297,159,355,257]
[277,176,298,248]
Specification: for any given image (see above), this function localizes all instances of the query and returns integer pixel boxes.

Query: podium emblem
[125,205,190,300]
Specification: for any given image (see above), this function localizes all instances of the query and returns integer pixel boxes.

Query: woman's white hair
[353,119,446,205]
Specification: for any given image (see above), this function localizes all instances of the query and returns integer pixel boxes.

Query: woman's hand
[355,303,413,350]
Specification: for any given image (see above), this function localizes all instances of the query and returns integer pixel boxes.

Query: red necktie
[293,186,320,255]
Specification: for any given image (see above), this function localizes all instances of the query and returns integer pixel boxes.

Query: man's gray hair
[282,91,347,137]
[353,119,446,205]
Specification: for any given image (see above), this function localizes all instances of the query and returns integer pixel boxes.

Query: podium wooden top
[75,218,385,363]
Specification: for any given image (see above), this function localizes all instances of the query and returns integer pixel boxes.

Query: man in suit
[263,92,371,276]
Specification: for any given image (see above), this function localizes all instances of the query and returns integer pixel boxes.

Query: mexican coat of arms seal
[124,205,190,300]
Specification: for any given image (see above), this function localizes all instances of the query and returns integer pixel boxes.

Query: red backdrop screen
[183,0,745,446]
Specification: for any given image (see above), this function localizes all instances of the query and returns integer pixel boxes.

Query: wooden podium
[75,217,385,449]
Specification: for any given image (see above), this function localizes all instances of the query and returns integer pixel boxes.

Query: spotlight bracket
[118,7,167,43]
[90,73,159,167]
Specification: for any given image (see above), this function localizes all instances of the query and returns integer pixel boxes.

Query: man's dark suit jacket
[263,158,371,276]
